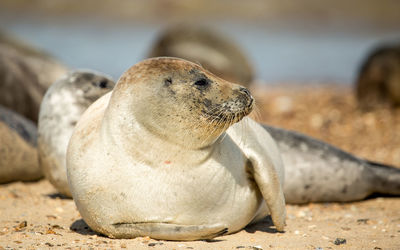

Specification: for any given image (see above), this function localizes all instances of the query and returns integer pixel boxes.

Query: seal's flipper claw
[108,222,227,241]
[210,227,228,238]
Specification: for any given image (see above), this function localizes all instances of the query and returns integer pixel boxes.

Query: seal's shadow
[46,192,70,200]
[70,219,102,236]
[244,216,281,234]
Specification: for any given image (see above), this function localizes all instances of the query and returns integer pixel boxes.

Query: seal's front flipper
[228,118,286,232]
[109,222,228,240]
[246,156,286,231]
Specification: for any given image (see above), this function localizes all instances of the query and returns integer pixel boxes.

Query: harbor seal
[0,105,42,183]
[38,70,115,197]
[263,125,400,204]
[39,69,400,203]
[356,43,400,109]
[0,30,68,122]
[147,25,254,87]
[67,57,286,240]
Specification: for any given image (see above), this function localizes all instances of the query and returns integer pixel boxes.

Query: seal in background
[38,70,115,197]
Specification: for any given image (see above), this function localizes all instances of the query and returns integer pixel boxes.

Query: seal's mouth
[202,99,254,126]
[201,86,254,127]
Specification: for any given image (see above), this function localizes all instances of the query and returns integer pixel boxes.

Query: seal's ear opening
[164,77,172,86]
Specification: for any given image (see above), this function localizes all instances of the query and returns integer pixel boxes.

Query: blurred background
[1,0,400,84]
[1,0,400,167]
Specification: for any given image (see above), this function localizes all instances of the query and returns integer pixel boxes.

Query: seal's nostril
[239,87,251,96]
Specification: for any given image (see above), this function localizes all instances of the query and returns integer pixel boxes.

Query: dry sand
[1,85,400,249]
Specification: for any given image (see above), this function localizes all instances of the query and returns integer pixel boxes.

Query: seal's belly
[105,162,260,230]
[88,145,263,232]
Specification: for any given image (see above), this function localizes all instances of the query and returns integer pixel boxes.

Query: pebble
[334,238,346,245]
[55,207,64,213]
[357,218,369,224]
[14,221,27,231]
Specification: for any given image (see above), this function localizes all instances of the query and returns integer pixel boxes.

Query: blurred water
[1,16,400,84]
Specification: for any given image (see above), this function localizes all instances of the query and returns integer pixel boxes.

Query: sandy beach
[1,85,399,249]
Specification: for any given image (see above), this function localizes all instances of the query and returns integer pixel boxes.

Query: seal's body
[67,58,286,240]
[0,105,41,183]
[0,31,68,122]
[38,71,115,197]
[356,43,400,108]
[66,57,400,240]
[148,25,254,87]
[264,125,400,204]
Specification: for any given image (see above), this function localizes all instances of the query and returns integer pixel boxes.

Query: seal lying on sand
[356,43,400,109]
[42,68,400,203]
[0,105,42,183]
[264,125,400,204]
[67,57,286,240]
[0,30,68,122]
[66,59,400,240]
[148,25,254,87]
[38,70,115,197]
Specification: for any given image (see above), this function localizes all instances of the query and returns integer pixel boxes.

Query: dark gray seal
[356,43,400,109]
[264,125,400,204]
[147,25,254,87]
[0,30,68,122]
[0,105,42,183]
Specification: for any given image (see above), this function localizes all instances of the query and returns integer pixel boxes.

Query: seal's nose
[239,87,251,97]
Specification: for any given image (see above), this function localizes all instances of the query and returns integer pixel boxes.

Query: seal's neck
[101,95,217,167]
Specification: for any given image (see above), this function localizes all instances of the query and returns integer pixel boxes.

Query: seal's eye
[194,78,209,87]
[94,80,108,88]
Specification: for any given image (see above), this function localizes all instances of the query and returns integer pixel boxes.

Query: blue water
[1,16,400,84]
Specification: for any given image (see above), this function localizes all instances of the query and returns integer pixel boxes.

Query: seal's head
[108,57,254,149]
[65,70,115,103]
[147,25,254,87]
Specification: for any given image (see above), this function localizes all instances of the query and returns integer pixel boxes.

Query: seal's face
[161,66,254,126]
[69,71,115,103]
[115,57,254,148]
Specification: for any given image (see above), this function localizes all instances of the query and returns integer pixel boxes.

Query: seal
[148,25,254,87]
[67,57,286,240]
[263,125,400,204]
[0,105,42,183]
[41,70,400,203]
[356,43,400,109]
[0,30,68,122]
[38,70,115,197]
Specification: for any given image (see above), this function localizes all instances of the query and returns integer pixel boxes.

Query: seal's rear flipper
[108,222,228,240]
[366,160,400,196]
